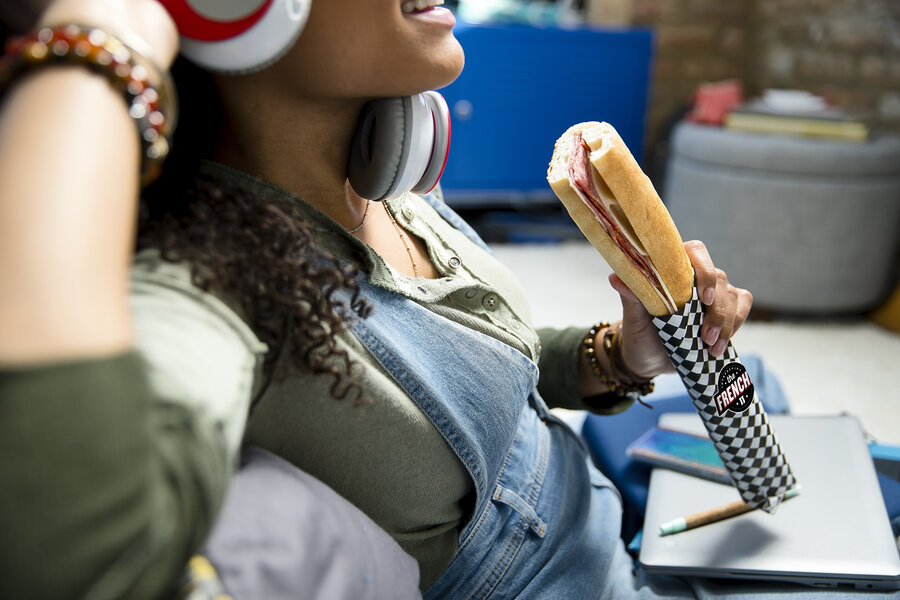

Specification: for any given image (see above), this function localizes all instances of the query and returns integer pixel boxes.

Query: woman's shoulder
[131,249,265,351]
[130,249,268,456]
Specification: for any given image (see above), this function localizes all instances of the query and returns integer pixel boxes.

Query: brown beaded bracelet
[0,23,177,186]
[604,321,655,395]
[583,320,655,399]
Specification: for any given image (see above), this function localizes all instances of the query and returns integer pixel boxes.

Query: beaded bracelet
[0,23,177,186]
[583,320,655,399]
[604,321,655,396]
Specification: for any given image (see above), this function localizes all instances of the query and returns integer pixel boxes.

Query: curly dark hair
[138,58,371,404]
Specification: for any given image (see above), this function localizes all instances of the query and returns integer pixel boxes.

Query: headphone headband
[157,0,310,73]
[159,0,273,41]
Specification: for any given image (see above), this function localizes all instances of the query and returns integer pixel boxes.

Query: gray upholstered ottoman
[663,122,900,314]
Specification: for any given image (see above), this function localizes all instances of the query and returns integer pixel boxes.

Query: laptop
[639,413,900,591]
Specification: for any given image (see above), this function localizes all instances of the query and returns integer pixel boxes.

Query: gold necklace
[383,202,419,278]
[347,199,371,234]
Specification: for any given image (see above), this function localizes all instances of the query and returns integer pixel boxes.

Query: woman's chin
[423,45,466,91]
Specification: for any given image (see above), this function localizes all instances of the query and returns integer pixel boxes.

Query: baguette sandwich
[547,122,693,316]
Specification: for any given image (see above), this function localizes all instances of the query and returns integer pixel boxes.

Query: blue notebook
[626,426,731,485]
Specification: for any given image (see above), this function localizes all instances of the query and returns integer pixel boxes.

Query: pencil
[659,485,801,536]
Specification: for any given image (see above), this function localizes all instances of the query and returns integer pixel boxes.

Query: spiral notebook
[639,414,900,591]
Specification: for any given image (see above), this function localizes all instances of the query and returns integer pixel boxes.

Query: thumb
[609,273,657,337]
[608,274,673,377]
[608,274,644,314]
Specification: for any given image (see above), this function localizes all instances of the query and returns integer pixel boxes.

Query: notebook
[639,413,900,591]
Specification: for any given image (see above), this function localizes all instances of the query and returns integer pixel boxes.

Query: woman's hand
[611,240,754,380]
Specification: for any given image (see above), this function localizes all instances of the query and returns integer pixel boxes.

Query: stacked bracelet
[0,23,177,186]
[583,320,655,399]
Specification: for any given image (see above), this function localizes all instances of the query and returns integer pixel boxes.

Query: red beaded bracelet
[0,23,177,186]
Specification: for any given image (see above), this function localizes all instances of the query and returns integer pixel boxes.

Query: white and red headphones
[156,0,451,201]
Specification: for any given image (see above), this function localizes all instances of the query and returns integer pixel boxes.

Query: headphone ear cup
[348,92,451,202]
[348,97,413,202]
[158,0,311,74]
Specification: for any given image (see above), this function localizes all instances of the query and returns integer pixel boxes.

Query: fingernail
[703,288,715,305]
[711,339,728,356]
[704,326,721,346]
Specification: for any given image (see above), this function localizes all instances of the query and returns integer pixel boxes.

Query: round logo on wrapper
[714,362,755,414]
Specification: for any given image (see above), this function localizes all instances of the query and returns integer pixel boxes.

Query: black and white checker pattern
[652,287,797,512]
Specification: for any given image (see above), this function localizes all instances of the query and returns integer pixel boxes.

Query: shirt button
[448,256,461,269]
[482,293,500,310]
[401,203,415,221]
[464,288,478,299]
[510,319,520,330]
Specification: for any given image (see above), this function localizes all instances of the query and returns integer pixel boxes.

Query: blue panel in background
[438,22,654,207]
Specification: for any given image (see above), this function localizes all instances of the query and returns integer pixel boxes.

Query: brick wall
[596,0,900,158]
[750,0,900,134]
[630,0,753,152]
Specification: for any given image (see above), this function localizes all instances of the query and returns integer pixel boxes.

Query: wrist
[614,321,662,382]
[38,1,179,70]
[582,321,655,400]
[0,22,177,185]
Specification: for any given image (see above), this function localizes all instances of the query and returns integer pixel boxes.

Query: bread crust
[547,122,693,315]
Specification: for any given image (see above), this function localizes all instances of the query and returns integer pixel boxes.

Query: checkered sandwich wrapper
[651,286,797,512]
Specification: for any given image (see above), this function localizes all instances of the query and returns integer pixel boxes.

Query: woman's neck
[213,77,369,228]
[211,75,440,280]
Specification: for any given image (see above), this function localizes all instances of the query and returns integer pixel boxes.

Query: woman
[3,1,889,599]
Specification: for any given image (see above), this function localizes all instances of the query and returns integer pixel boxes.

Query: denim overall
[346,241,644,600]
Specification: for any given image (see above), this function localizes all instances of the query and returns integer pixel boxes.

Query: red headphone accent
[424,101,452,194]
[157,0,274,42]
